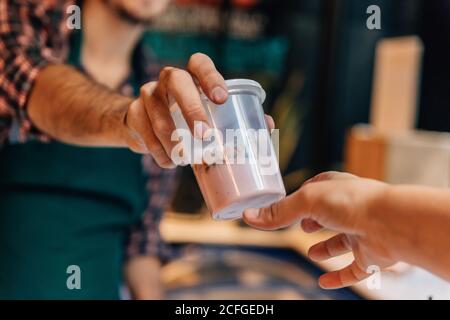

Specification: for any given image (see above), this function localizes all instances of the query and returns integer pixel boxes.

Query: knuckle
[311,171,332,183]
[166,69,192,91]
[340,234,352,251]
[265,202,279,226]
[167,69,190,87]
[336,192,352,213]
[160,66,175,77]
[297,184,316,216]
[159,67,176,84]
[149,147,174,168]
[140,81,157,96]
[298,183,313,201]
[164,68,176,82]
[313,172,329,181]
[188,52,209,68]
[202,70,221,86]
[154,120,173,137]
[351,262,366,280]
[324,239,333,256]
[158,157,175,169]
[183,104,205,119]
[147,141,165,155]
[127,99,142,117]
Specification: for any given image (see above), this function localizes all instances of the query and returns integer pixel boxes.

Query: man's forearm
[373,185,450,280]
[28,64,132,147]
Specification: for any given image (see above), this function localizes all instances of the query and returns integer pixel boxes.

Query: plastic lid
[225,79,266,103]
[170,79,266,113]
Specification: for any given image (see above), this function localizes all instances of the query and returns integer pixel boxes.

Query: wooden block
[386,131,450,187]
[345,125,450,187]
[370,36,423,134]
[345,125,386,181]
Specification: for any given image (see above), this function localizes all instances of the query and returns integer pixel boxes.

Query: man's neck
[82,0,144,89]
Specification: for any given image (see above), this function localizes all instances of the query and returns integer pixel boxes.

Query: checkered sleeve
[125,155,177,263]
[0,0,72,145]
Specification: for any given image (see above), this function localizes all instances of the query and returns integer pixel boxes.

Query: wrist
[116,98,136,148]
[366,182,392,224]
[87,94,133,148]
[118,100,132,146]
[367,184,410,262]
[354,180,389,234]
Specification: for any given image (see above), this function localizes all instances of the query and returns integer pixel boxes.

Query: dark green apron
[0,31,147,299]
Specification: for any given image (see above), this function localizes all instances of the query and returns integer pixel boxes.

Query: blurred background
[140,0,450,299]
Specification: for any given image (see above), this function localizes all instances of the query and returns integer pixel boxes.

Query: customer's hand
[243,171,397,289]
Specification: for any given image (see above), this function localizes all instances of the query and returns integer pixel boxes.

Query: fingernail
[265,114,275,129]
[244,209,260,220]
[307,248,321,262]
[194,121,211,140]
[318,275,333,289]
[211,87,228,103]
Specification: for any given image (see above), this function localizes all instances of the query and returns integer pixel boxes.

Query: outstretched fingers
[318,260,371,289]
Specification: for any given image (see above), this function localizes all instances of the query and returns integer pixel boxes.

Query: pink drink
[193,162,285,220]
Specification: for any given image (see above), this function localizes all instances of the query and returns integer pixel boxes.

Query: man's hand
[123,53,228,168]
[243,172,396,289]
[28,53,273,167]
[124,256,164,300]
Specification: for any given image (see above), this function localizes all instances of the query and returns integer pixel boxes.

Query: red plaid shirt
[0,0,175,261]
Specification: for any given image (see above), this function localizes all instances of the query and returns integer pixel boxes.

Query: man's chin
[103,0,155,26]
